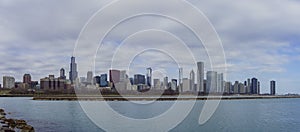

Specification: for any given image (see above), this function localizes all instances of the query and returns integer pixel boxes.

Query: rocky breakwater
[0,108,34,132]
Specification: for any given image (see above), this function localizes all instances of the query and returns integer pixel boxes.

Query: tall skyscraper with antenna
[69,56,78,84]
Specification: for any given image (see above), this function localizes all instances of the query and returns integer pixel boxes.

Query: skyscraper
[86,71,93,83]
[258,81,260,95]
[146,68,152,87]
[233,81,239,94]
[270,80,276,95]
[163,76,169,89]
[120,70,127,82]
[178,68,183,92]
[94,76,101,85]
[197,62,204,92]
[206,71,217,93]
[182,78,191,92]
[217,73,224,93]
[109,70,121,84]
[225,81,232,94]
[247,78,251,94]
[153,79,160,89]
[69,56,78,84]
[251,78,258,94]
[171,79,177,91]
[23,74,31,84]
[3,76,15,89]
[100,74,108,87]
[239,83,246,94]
[190,70,195,91]
[134,74,145,85]
[60,68,66,79]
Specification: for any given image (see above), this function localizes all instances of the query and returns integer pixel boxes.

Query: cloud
[0,0,299,94]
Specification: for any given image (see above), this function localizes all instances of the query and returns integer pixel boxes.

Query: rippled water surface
[0,97,299,131]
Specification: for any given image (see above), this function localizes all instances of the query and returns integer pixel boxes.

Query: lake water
[0,97,300,132]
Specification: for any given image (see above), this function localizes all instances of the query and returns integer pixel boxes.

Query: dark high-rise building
[146,68,152,87]
[129,78,134,85]
[134,74,145,85]
[270,80,276,95]
[69,56,78,84]
[100,74,108,87]
[244,81,247,93]
[23,74,31,84]
[258,81,260,95]
[251,78,258,94]
[94,76,101,85]
[60,68,66,79]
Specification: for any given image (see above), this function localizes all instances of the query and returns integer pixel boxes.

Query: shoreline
[1,94,300,101]
[0,94,34,97]
[31,95,300,101]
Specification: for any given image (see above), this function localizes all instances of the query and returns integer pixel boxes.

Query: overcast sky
[0,0,300,94]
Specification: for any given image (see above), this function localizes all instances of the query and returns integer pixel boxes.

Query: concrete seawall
[32,95,300,101]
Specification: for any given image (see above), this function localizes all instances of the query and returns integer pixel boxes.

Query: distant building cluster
[2,74,38,90]
[0,56,277,95]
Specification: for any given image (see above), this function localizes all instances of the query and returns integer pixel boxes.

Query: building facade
[40,75,67,90]
[217,73,224,93]
[60,68,66,79]
[190,70,195,92]
[100,74,108,87]
[251,78,258,94]
[3,76,15,89]
[146,68,152,87]
[206,71,217,93]
[69,56,78,84]
[182,78,190,92]
[86,71,93,84]
[134,74,145,85]
[270,80,276,95]
[197,62,204,93]
[109,70,121,84]
[23,74,31,84]
[178,68,183,92]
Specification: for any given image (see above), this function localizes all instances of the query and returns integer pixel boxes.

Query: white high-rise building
[120,70,127,82]
[182,78,190,92]
[163,77,168,89]
[3,76,15,89]
[86,71,93,83]
[190,70,195,91]
[197,62,204,92]
[217,73,224,93]
[179,68,183,92]
[206,71,217,93]
[153,79,161,89]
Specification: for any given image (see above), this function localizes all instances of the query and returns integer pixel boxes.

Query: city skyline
[0,0,300,94]
[0,56,276,95]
